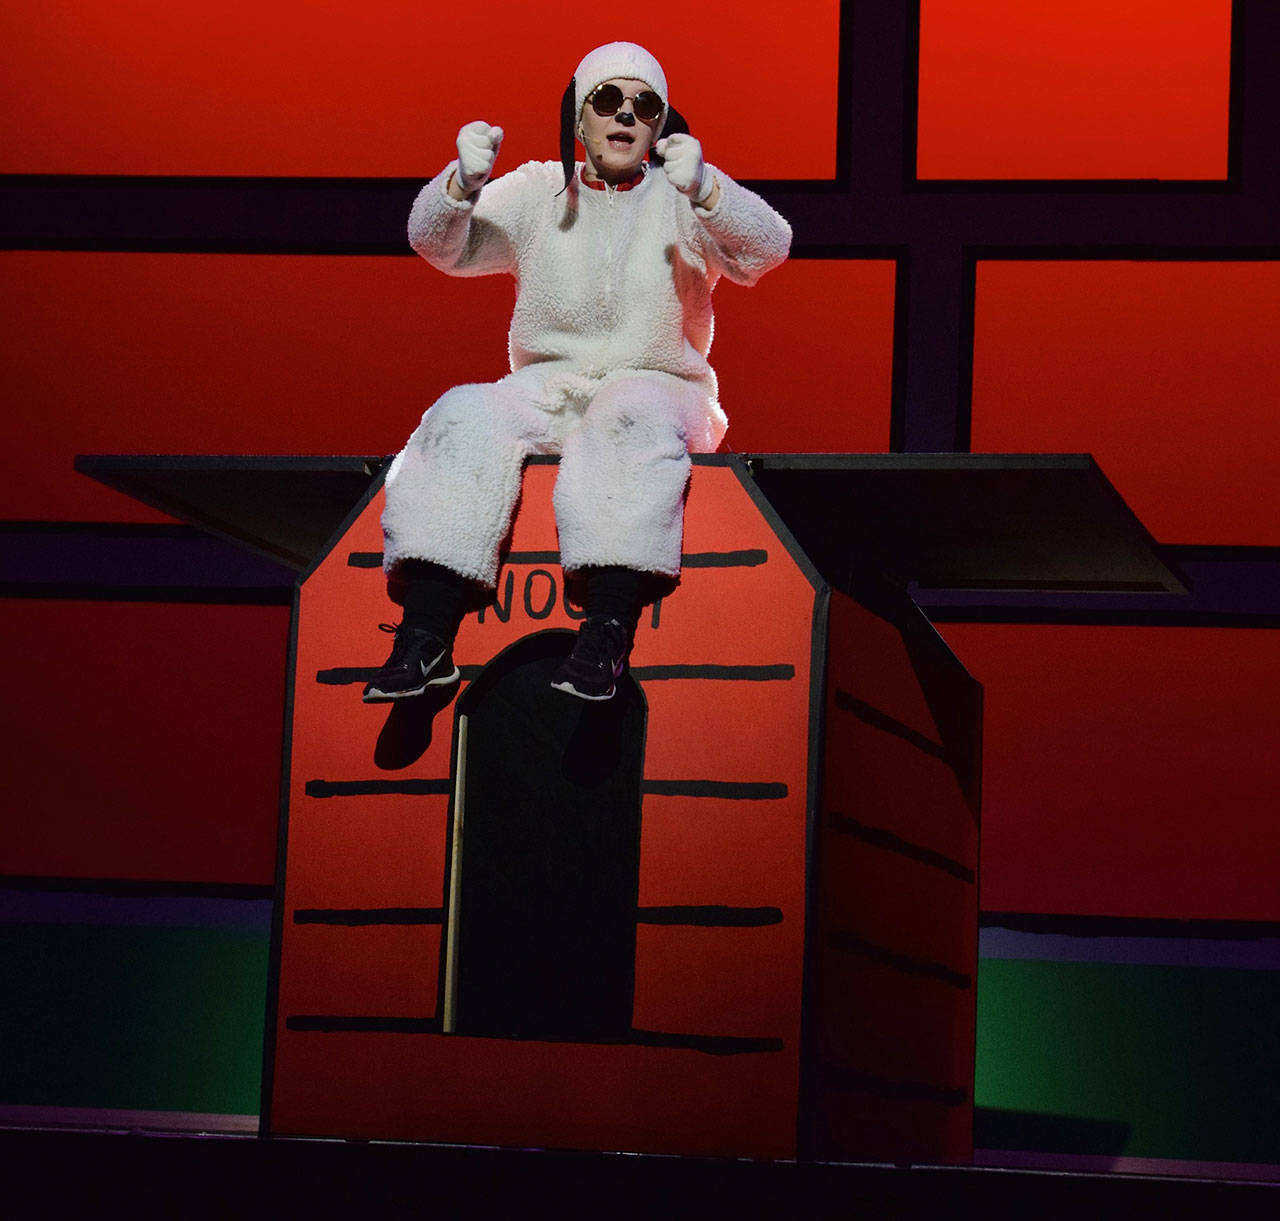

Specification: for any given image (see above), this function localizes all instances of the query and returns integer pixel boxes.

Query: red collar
[579,166,646,192]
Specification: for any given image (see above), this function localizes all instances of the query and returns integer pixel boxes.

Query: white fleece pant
[381,364,725,587]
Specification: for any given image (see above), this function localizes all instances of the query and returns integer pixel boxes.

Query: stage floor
[3,1126,1275,1220]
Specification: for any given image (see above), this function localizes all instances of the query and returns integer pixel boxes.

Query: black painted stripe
[0,521,211,537]
[0,521,297,598]
[630,664,795,681]
[279,900,1280,940]
[284,1017,780,1054]
[293,908,444,926]
[502,551,561,564]
[637,906,783,927]
[346,549,769,569]
[642,780,789,800]
[313,665,464,685]
[303,778,785,800]
[315,666,383,685]
[315,662,795,685]
[303,778,783,798]
[0,582,292,606]
[681,550,769,568]
[833,689,947,760]
[0,874,273,900]
[342,556,1280,627]
[828,930,972,990]
[828,812,974,883]
[820,1063,969,1106]
[287,1016,443,1033]
[980,912,1280,940]
[1162,544,1280,562]
[927,606,1280,630]
[10,175,1280,256]
[305,779,451,798]
[289,905,778,928]
[627,1030,783,1055]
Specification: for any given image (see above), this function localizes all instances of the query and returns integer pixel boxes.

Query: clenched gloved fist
[455,121,504,194]
[654,134,715,204]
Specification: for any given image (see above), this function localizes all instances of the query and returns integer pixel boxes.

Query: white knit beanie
[572,42,669,130]
[558,42,683,193]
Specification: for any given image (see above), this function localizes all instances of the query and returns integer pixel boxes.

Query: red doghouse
[266,454,982,1162]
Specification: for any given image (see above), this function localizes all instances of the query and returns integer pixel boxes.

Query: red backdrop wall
[0,0,839,179]
[0,599,288,886]
[971,261,1280,545]
[940,623,1280,922]
[0,252,896,524]
[917,0,1232,179]
[4,4,1276,929]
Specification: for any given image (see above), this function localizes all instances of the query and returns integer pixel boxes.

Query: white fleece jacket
[407,158,792,404]
[383,157,791,583]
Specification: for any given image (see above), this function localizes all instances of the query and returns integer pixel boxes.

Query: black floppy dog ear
[558,78,577,195]
[649,105,690,167]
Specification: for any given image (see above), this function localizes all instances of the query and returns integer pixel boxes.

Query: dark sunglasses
[586,83,665,124]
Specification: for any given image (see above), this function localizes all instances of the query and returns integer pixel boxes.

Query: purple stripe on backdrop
[974,1149,1280,1183]
[979,928,1280,970]
[10,896,1279,964]
[0,529,294,589]
[912,554,1280,619]
[0,889,272,933]
[0,1104,257,1135]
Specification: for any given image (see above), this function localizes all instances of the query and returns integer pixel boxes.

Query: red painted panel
[814,590,977,1162]
[282,806,448,910]
[0,599,287,885]
[971,261,1280,545]
[273,463,816,1155]
[0,252,509,524]
[281,925,440,1017]
[824,728,974,868]
[821,594,976,869]
[637,796,796,910]
[641,635,808,785]
[821,833,972,974]
[941,623,1280,921]
[1,253,892,524]
[270,1033,797,1158]
[817,955,973,1104]
[713,259,896,456]
[632,924,795,1039]
[825,598,943,739]
[0,2,838,178]
[809,1060,971,1165]
[918,0,1232,179]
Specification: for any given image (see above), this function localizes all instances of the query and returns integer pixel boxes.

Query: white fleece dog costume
[382,46,792,586]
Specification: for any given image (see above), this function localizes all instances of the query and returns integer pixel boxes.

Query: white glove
[654,134,714,203]
[455,121,504,194]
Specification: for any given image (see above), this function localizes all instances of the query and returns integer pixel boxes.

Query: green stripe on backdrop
[975,959,1280,1165]
[0,923,268,1115]
[5,914,1278,1162]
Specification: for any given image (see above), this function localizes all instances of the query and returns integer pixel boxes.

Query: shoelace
[378,622,432,667]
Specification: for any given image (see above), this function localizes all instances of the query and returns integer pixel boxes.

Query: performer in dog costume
[365,40,792,702]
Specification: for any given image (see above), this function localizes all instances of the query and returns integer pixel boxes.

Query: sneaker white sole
[548,678,616,701]
[362,662,460,703]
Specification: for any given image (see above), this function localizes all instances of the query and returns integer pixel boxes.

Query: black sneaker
[550,617,630,701]
[362,623,460,703]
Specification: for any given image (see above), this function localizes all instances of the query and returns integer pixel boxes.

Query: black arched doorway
[442,630,647,1040]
